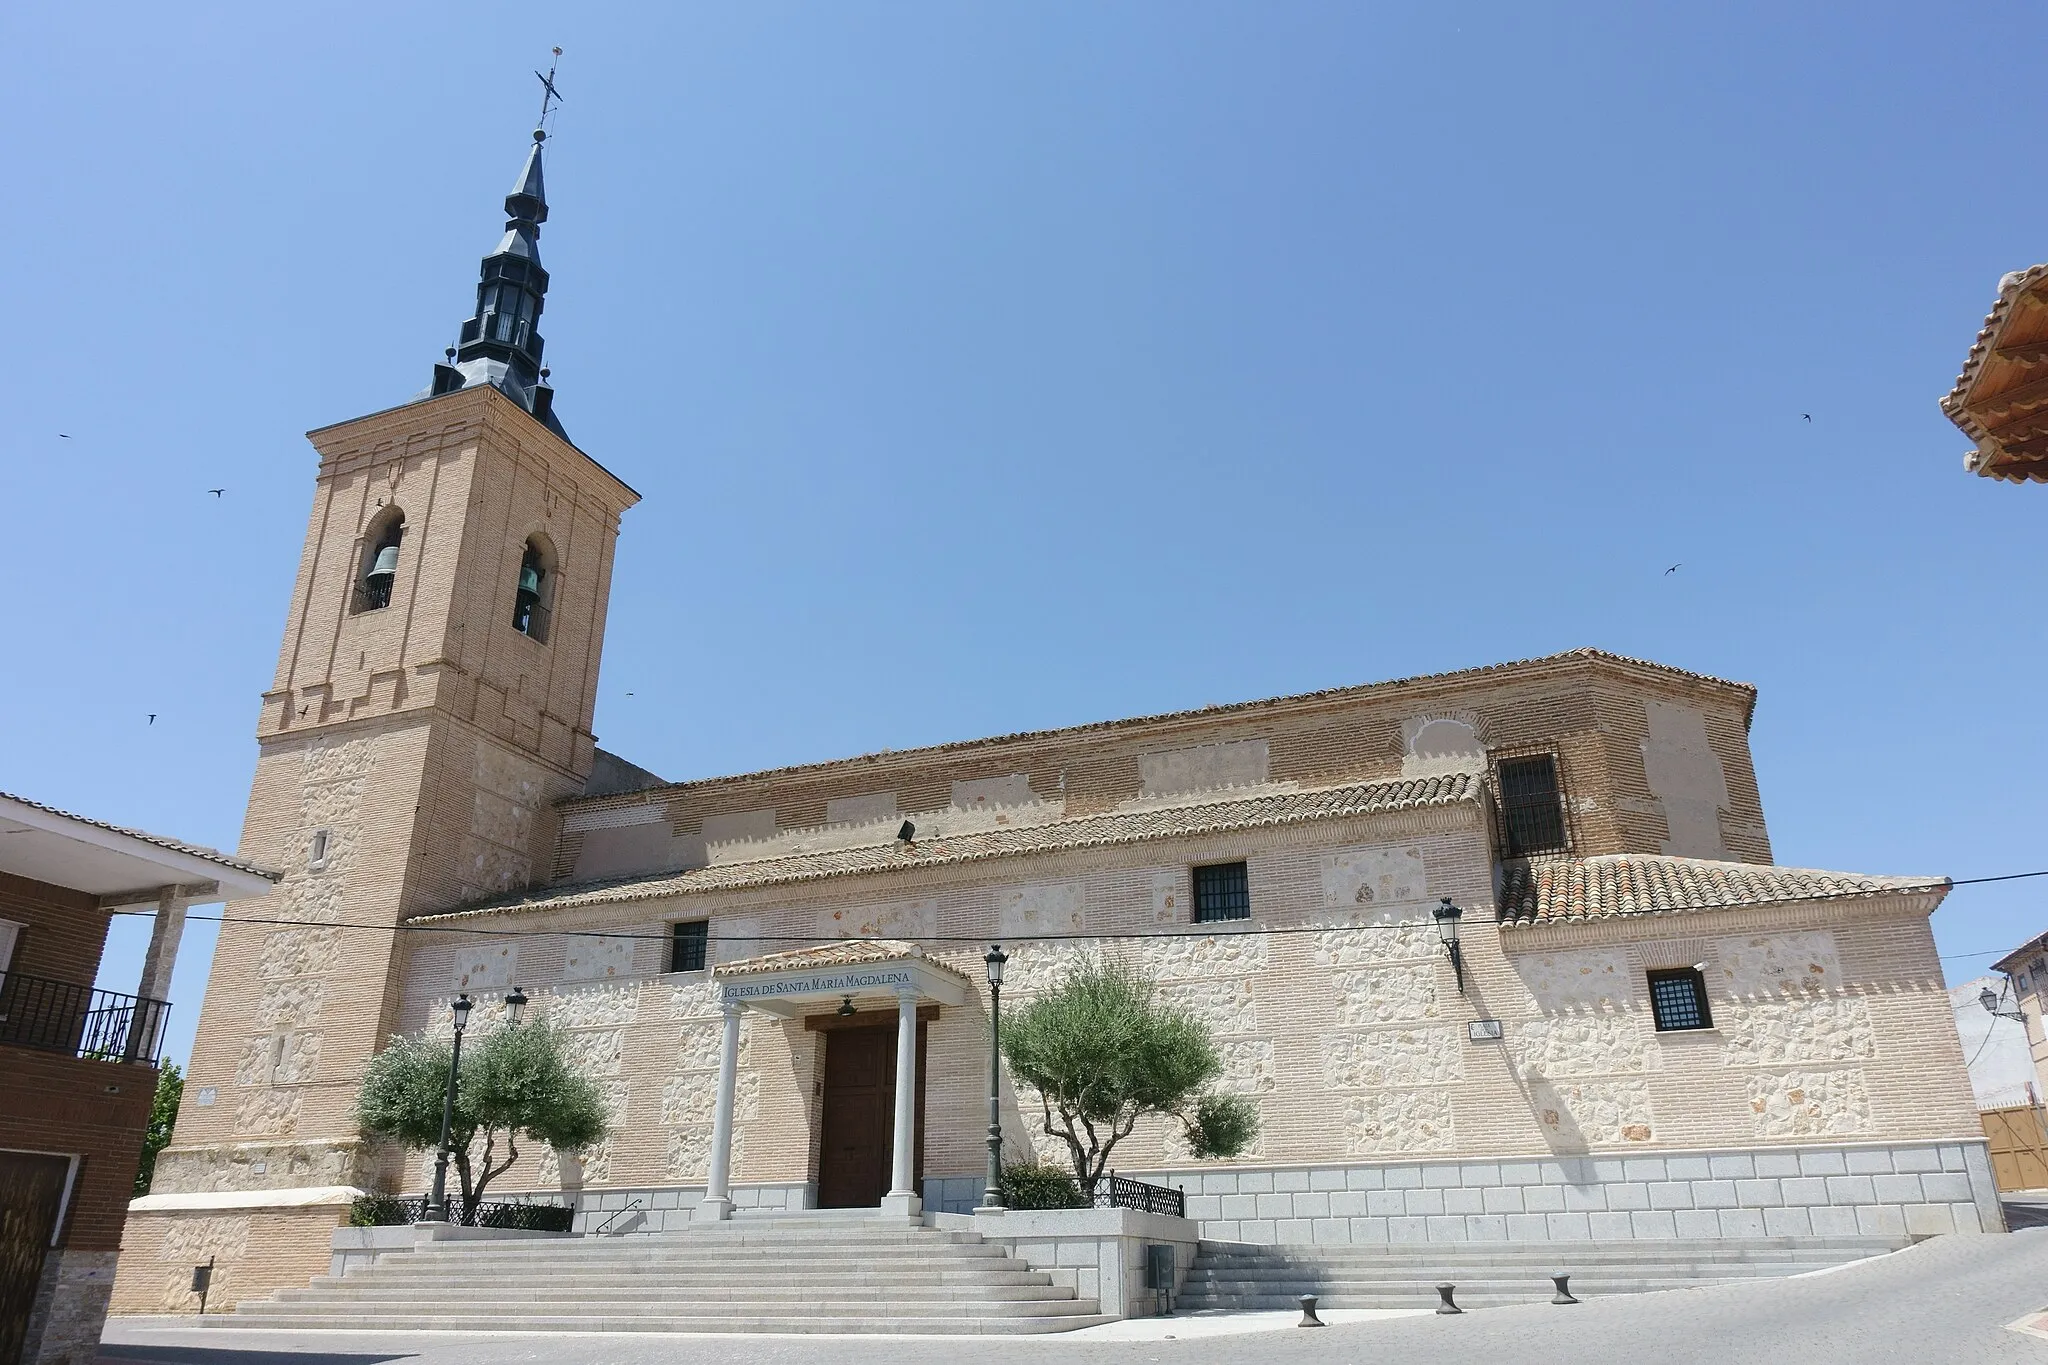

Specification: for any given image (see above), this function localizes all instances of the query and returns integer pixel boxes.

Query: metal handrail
[592,1198,645,1236]
[0,971,169,1064]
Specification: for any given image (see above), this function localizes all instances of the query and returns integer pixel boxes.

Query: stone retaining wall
[926,1138,2003,1244]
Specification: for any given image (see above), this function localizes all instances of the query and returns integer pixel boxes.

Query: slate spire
[426,127,565,437]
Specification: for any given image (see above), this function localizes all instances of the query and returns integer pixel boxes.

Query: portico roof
[711,939,972,1016]
[713,938,974,984]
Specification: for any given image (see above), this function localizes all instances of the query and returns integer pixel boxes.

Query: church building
[112,117,1998,1317]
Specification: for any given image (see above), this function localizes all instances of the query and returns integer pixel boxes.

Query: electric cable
[108,868,2048,947]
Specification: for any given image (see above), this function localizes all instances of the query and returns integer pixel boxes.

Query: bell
[369,545,400,578]
[518,565,541,595]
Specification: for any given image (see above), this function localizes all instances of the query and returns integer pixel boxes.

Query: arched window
[353,508,405,614]
[512,536,553,642]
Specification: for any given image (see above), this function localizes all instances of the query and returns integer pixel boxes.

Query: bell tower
[139,117,639,1238]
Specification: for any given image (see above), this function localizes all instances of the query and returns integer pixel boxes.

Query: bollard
[1436,1283,1462,1315]
[1297,1294,1325,1327]
[1551,1273,1578,1305]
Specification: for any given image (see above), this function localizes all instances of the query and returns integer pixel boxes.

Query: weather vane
[535,47,565,131]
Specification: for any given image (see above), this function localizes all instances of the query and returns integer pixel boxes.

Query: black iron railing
[1498,791,1568,857]
[0,972,169,1064]
[1093,1173,1186,1218]
[348,1194,574,1232]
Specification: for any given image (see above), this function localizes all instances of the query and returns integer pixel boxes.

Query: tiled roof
[1992,933,2048,976]
[1944,264,2047,413]
[414,770,1484,923]
[556,648,1756,812]
[0,790,281,883]
[1941,263,2048,482]
[714,939,972,984]
[1499,854,1943,926]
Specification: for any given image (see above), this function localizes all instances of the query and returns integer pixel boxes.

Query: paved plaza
[103,1226,2048,1365]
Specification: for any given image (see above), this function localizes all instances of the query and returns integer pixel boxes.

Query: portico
[694,940,972,1221]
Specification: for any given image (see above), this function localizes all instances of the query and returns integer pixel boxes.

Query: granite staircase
[211,1214,1112,1335]
[1176,1235,1908,1311]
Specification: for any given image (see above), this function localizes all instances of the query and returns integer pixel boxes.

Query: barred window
[1496,754,1568,857]
[1192,862,1251,923]
[670,920,709,974]
[1647,968,1713,1031]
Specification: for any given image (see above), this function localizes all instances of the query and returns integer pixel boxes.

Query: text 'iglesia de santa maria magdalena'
[110,112,2000,1321]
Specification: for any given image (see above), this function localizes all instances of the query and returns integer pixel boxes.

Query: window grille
[670,920,709,974]
[1191,862,1251,923]
[1647,968,1713,1032]
[1495,754,1568,857]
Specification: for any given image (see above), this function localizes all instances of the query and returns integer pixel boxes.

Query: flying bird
[1665,564,1682,576]
[58,433,70,439]
[1801,414,1811,423]
[147,714,157,725]
[208,488,225,498]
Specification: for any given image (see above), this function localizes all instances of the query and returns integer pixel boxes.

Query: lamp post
[981,944,1008,1209]
[422,993,474,1223]
[504,986,528,1026]
[1434,898,1466,994]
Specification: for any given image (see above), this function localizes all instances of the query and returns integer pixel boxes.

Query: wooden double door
[815,1019,926,1209]
[1,1152,71,1365]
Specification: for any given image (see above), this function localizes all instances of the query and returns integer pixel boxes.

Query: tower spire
[426,60,569,437]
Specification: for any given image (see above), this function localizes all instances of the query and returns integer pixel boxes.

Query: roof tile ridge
[559,652,1751,812]
[415,769,1484,923]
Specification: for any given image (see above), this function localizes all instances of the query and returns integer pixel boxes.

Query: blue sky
[4,3,2041,1065]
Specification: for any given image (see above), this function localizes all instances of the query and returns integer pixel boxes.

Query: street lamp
[981,944,1008,1210]
[423,993,473,1223]
[1982,985,2026,1023]
[1434,898,1466,994]
[504,986,528,1026]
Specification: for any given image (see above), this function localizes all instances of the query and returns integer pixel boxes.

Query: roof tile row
[415,770,1485,923]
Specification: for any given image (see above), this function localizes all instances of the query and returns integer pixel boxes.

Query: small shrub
[1001,1160,1087,1210]
[348,1195,409,1227]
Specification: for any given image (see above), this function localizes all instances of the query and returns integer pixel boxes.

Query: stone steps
[1176,1235,1904,1312]
[239,1295,1088,1318]
[410,1241,1012,1259]
[270,1283,1078,1305]
[201,1312,1112,1335]
[305,1275,1061,1294]
[216,1217,1110,1335]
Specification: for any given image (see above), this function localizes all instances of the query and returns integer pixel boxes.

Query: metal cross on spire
[534,47,565,130]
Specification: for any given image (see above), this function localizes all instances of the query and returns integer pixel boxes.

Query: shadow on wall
[1463,968,1601,1158]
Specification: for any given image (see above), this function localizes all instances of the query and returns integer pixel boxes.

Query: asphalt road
[104,1227,2048,1365]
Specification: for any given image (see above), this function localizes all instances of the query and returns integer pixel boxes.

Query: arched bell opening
[352,507,406,614]
[512,534,556,642]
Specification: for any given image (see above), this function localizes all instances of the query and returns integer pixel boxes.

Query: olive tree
[356,1017,608,1221]
[1001,957,1258,1195]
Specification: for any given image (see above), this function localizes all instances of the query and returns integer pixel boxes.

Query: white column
[694,1001,742,1221]
[881,988,923,1217]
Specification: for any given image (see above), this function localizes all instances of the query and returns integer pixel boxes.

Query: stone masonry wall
[381,790,1979,1250]
[110,1204,347,1318]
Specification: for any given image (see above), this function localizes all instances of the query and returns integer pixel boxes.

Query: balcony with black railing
[0,971,170,1064]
